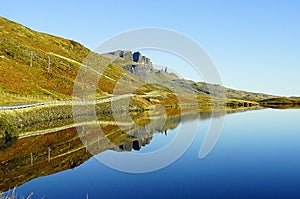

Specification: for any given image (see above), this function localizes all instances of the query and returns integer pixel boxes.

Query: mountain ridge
[103,50,278,101]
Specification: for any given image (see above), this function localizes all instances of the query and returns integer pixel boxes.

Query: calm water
[4,109,300,198]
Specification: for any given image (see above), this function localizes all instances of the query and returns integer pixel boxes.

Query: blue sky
[1,0,300,96]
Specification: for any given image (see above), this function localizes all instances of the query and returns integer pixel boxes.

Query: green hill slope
[0,17,144,105]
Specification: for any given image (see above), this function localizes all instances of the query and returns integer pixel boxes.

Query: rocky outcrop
[132,51,151,64]
[109,50,132,60]
[107,50,153,80]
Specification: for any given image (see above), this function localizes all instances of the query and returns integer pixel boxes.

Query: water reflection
[0,106,261,192]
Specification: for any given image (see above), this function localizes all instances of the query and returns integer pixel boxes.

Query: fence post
[30,152,33,166]
[48,147,51,162]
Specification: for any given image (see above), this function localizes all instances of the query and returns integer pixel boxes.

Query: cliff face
[106,50,153,79]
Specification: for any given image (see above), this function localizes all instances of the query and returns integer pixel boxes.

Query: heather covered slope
[0,17,143,105]
[0,17,192,107]
[0,16,90,100]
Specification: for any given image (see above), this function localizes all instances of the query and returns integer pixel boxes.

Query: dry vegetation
[0,16,127,104]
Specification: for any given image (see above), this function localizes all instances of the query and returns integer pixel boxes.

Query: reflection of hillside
[0,128,89,193]
[0,106,261,192]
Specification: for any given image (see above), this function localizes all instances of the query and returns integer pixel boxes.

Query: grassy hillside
[0,17,148,105]
[0,17,85,99]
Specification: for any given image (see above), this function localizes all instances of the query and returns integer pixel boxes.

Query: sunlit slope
[0,17,145,105]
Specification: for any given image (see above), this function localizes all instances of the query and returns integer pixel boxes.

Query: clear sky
[1,0,300,96]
